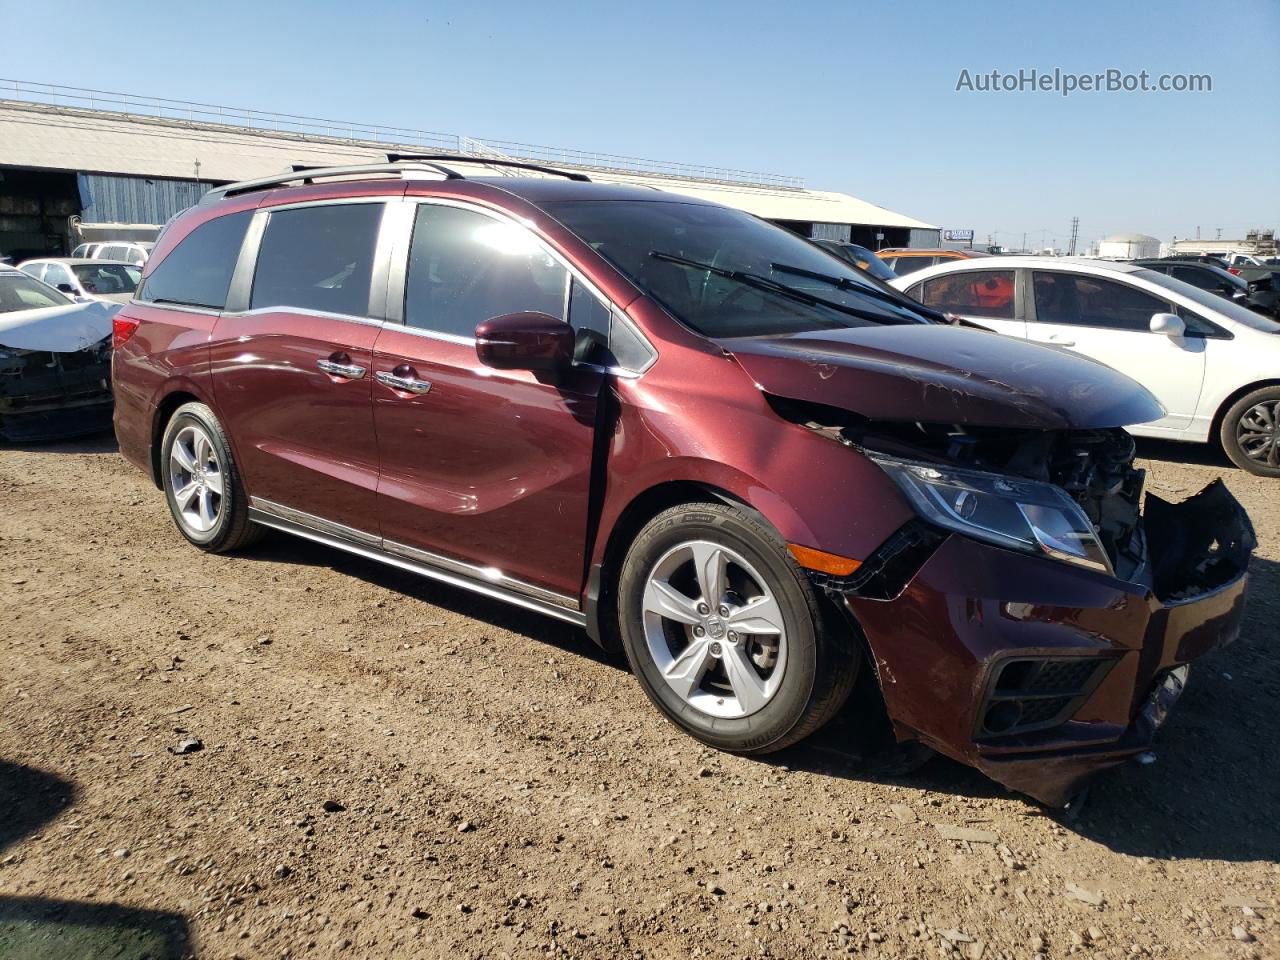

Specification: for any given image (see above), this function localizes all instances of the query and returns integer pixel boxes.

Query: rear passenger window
[139,210,251,310]
[919,270,1015,319]
[405,204,567,338]
[252,204,384,317]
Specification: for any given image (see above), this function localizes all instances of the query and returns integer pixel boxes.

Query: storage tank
[1096,233,1161,260]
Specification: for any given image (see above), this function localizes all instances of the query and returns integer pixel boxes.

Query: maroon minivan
[112,158,1254,805]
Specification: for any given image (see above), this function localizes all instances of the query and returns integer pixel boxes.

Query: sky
[1,0,1276,250]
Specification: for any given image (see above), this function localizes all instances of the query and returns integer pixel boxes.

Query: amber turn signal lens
[787,544,861,576]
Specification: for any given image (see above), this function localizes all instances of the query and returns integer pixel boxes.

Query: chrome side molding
[248,497,585,626]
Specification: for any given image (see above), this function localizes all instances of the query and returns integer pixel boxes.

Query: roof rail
[386,153,591,182]
[201,160,464,202]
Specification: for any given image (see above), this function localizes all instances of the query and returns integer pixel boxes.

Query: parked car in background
[811,239,898,281]
[18,258,142,304]
[877,247,993,276]
[892,257,1280,475]
[1133,258,1278,319]
[70,242,106,259]
[0,267,117,441]
[111,159,1253,806]
[1162,253,1231,269]
[86,241,154,266]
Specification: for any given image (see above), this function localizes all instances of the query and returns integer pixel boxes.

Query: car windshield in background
[0,273,72,313]
[1136,269,1280,333]
[71,262,141,294]
[544,200,929,338]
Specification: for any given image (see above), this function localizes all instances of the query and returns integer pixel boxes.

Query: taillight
[112,315,141,349]
[1228,267,1242,275]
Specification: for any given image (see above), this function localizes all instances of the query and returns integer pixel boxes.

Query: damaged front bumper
[827,480,1254,806]
[0,344,113,442]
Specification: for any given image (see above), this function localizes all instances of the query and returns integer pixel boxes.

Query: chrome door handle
[375,371,433,395]
[318,358,367,379]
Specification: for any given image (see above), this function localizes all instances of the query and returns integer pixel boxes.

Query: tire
[1219,386,1280,477]
[617,501,858,754]
[160,401,262,552]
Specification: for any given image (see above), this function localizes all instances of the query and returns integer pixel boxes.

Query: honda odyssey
[112,158,1254,805]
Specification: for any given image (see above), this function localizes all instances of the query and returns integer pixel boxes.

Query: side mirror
[1150,312,1185,337]
[475,312,574,374]
[56,283,76,294]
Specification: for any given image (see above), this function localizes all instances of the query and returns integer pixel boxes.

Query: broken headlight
[868,453,1113,575]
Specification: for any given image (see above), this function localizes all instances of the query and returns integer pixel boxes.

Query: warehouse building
[0,81,938,260]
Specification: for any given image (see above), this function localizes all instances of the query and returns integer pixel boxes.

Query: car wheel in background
[1221,387,1280,477]
[617,502,858,754]
[160,401,262,551]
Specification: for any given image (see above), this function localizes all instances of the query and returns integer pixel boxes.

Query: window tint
[140,211,251,310]
[919,270,1015,319]
[1032,272,1168,331]
[404,204,567,338]
[568,278,611,362]
[890,256,936,275]
[252,204,383,317]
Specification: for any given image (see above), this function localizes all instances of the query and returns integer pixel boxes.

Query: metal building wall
[908,228,942,248]
[76,173,207,225]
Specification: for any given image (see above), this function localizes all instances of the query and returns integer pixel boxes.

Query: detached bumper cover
[833,481,1254,806]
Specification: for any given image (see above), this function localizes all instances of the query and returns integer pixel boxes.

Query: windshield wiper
[769,261,948,323]
[648,251,916,327]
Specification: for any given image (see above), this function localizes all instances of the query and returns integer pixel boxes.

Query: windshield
[544,200,931,338]
[72,262,141,294]
[1136,269,1280,333]
[0,273,72,313]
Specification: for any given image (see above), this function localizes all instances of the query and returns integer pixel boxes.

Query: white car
[890,256,1280,476]
[69,240,154,265]
[18,258,141,304]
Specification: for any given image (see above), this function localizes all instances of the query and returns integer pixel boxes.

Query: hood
[0,300,119,353]
[723,324,1164,430]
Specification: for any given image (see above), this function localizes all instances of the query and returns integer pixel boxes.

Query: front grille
[977,657,1114,739]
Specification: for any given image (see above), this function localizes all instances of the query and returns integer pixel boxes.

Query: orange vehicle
[877,248,993,276]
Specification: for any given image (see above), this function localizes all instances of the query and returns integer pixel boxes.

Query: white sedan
[890,256,1280,476]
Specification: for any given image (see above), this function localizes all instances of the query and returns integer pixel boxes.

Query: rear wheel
[1220,387,1280,477]
[160,402,262,551]
[618,502,857,754]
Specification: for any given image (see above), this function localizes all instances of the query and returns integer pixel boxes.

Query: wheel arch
[148,388,205,488]
[584,479,774,651]
[1210,378,1280,441]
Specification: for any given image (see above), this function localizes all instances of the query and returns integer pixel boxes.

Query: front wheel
[1220,387,1280,477]
[617,502,858,754]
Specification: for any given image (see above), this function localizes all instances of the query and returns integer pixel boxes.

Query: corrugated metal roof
[0,100,935,231]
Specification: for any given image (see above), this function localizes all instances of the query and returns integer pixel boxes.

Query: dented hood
[723,324,1164,430]
[0,299,119,353]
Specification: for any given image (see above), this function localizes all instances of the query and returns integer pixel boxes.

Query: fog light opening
[983,701,1023,734]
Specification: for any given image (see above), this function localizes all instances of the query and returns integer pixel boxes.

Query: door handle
[1046,335,1076,347]
[375,370,433,395]
[318,358,367,379]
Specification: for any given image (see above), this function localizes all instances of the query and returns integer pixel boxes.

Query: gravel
[0,434,1276,958]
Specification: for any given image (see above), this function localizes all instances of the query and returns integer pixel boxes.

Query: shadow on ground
[0,762,194,959]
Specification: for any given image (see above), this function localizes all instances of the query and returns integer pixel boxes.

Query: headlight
[868,453,1112,575]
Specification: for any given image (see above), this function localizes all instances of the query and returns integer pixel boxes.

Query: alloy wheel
[1236,399,1280,467]
[641,540,787,719]
[168,424,225,534]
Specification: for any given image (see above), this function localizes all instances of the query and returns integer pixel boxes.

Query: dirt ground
[0,434,1276,960]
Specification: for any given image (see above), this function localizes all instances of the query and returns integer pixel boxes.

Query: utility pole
[1216,227,1222,240]
[1068,216,1079,256]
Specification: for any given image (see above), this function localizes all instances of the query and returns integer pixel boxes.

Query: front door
[1024,270,1206,431]
[210,201,388,533]
[372,202,605,599]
